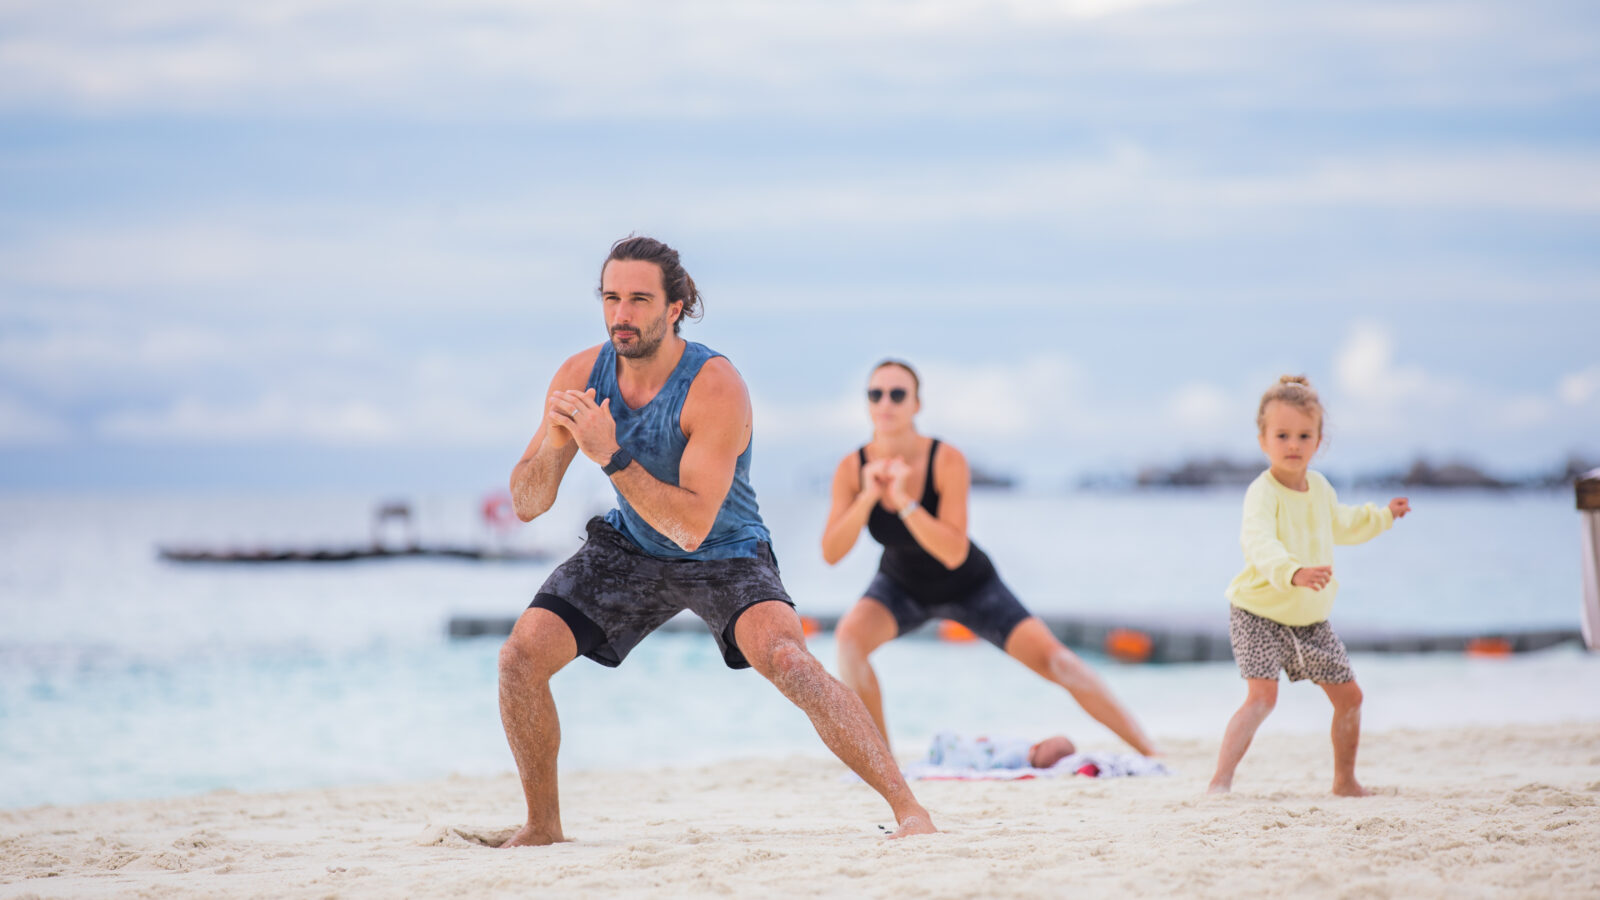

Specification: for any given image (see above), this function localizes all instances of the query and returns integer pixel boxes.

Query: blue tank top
[589,340,771,560]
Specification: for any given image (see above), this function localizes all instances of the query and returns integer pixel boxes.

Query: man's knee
[499,636,554,684]
[756,637,823,694]
[499,611,576,683]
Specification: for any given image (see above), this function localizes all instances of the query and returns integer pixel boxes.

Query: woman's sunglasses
[867,388,909,404]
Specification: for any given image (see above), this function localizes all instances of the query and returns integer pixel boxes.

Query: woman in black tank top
[820,359,1158,757]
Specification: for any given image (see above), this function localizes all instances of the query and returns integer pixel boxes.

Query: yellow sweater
[1225,470,1394,626]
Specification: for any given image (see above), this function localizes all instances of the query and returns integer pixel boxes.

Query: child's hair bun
[1257,374,1326,433]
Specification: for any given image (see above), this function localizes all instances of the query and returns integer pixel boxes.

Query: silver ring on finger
[569,407,580,419]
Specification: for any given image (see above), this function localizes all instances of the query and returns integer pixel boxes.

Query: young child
[1207,375,1410,797]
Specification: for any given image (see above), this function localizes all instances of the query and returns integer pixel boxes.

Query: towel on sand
[904,732,1171,781]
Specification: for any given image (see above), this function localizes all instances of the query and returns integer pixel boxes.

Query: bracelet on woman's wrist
[897,499,920,521]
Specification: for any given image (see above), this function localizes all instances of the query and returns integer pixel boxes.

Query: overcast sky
[1,0,1596,492]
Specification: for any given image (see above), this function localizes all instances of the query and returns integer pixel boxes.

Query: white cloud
[1333,319,1444,406]
[1560,365,1600,406]
[98,393,397,444]
[1168,382,1230,430]
[1490,394,1557,430]
[752,389,862,444]
[0,393,69,444]
[0,0,1590,117]
[1,0,1595,484]
[753,354,1095,452]
[1324,320,1600,458]
[0,323,372,401]
[0,314,553,447]
[1243,153,1600,214]
[92,376,535,447]
[0,213,573,309]
[7,139,1599,321]
[917,355,1089,439]
[674,145,1600,238]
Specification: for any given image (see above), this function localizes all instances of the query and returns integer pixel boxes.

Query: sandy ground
[3,722,1597,899]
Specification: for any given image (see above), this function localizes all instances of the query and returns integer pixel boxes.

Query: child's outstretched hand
[1292,565,1333,591]
[1389,497,1411,519]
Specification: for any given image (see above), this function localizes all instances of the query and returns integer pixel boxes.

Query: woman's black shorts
[862,570,1032,649]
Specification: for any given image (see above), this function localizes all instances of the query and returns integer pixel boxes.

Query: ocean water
[1,488,1596,810]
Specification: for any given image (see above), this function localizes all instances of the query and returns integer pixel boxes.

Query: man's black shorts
[529,517,795,669]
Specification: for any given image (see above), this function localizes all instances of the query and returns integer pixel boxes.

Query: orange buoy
[937,620,979,643]
[1465,636,1513,658]
[1105,627,1153,663]
[799,616,822,638]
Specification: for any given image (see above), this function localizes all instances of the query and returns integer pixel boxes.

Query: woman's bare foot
[1331,779,1372,798]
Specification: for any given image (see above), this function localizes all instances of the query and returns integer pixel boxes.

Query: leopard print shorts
[1228,605,1355,683]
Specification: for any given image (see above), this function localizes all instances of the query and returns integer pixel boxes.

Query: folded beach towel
[903,733,1170,781]
[845,733,1172,784]
[903,751,1171,781]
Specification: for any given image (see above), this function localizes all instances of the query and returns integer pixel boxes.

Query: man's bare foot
[1332,780,1372,798]
[888,812,937,839]
[1206,779,1232,795]
[499,823,564,847]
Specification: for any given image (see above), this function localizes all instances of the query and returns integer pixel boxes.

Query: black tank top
[862,439,997,605]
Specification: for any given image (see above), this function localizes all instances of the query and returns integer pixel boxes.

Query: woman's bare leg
[834,598,899,746]
[1004,617,1158,756]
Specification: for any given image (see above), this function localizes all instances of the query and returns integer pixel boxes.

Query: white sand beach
[3,721,1596,899]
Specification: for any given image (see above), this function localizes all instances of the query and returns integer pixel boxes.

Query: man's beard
[611,313,669,359]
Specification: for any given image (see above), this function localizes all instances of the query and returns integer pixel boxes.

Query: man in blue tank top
[497,236,935,847]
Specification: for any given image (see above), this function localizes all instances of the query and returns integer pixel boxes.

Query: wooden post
[1578,468,1600,651]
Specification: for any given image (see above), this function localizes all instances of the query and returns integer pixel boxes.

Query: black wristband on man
[602,446,633,476]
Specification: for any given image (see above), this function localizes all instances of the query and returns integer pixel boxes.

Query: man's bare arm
[510,348,600,522]
[558,358,747,551]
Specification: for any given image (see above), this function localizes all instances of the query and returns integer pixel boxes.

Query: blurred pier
[157,495,553,564]
[161,545,551,563]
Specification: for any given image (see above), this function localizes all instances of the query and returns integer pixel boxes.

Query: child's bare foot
[1331,780,1371,797]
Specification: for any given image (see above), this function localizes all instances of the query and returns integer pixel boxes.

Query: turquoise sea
[1,487,1596,810]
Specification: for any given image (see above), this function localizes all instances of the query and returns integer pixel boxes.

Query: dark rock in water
[1135,456,1260,488]
[1400,459,1509,489]
[969,464,1017,490]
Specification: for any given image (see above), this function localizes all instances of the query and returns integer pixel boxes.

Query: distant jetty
[157,497,554,565]
[159,544,551,564]
[446,611,1584,662]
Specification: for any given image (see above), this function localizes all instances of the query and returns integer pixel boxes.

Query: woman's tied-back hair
[601,236,703,334]
[1256,374,1325,434]
[871,358,921,399]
